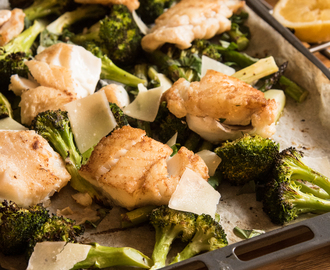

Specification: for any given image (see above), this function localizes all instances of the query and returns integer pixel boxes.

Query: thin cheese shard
[169,167,220,217]
[64,90,117,153]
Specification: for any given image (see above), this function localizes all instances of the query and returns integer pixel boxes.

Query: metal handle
[161,212,330,270]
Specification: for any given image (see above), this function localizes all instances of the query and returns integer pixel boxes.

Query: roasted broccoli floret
[23,0,77,22]
[136,0,176,24]
[40,4,107,47]
[171,214,228,264]
[0,200,49,256]
[30,110,105,204]
[109,102,129,129]
[214,134,280,186]
[80,41,145,87]
[149,206,197,270]
[262,147,330,225]
[0,52,30,92]
[0,19,46,60]
[71,4,142,66]
[26,214,84,258]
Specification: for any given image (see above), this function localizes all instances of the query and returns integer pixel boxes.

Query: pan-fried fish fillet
[0,9,25,46]
[79,126,209,209]
[19,86,77,125]
[141,0,245,52]
[0,130,71,208]
[73,0,139,11]
[163,69,277,138]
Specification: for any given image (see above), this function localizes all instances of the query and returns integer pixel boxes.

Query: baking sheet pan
[2,0,330,269]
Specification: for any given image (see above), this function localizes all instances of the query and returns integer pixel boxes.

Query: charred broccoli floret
[71,4,142,66]
[136,0,176,24]
[30,110,105,204]
[26,215,85,258]
[262,147,330,225]
[171,214,228,264]
[214,134,280,186]
[0,200,49,256]
[109,102,129,129]
[149,205,197,270]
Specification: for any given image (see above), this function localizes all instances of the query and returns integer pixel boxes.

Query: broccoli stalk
[0,19,46,60]
[30,110,105,204]
[23,0,76,21]
[171,214,228,264]
[46,4,106,35]
[121,205,155,228]
[262,147,330,225]
[232,56,279,84]
[0,92,13,119]
[71,243,153,269]
[214,134,280,186]
[149,206,197,270]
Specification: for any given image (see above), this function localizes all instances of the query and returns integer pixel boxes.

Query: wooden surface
[255,0,330,269]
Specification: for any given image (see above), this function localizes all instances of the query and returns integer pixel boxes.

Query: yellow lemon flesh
[273,0,330,43]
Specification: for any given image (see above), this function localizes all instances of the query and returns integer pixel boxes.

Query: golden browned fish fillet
[0,130,71,208]
[19,86,76,125]
[0,9,25,46]
[79,126,209,209]
[163,69,277,137]
[141,0,245,52]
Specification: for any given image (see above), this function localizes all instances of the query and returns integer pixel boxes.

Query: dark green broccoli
[40,4,107,48]
[30,110,106,204]
[0,52,30,93]
[109,102,129,129]
[23,0,77,22]
[0,200,49,256]
[171,214,228,264]
[9,0,34,9]
[81,42,146,87]
[149,205,197,270]
[136,0,176,24]
[0,19,46,60]
[26,214,85,258]
[71,4,142,66]
[214,134,280,186]
[0,92,13,119]
[262,147,330,225]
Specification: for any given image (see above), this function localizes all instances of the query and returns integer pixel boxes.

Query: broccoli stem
[227,28,249,51]
[0,92,13,119]
[71,243,153,269]
[100,54,146,87]
[121,205,155,228]
[0,20,46,60]
[46,5,107,35]
[24,0,63,21]
[295,180,330,200]
[232,56,279,84]
[278,75,309,103]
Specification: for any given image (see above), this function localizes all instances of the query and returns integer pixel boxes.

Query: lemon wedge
[273,0,330,43]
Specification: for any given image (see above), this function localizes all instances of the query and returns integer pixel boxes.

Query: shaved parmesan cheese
[0,117,28,130]
[132,10,149,35]
[166,132,177,147]
[64,90,117,153]
[157,73,173,92]
[201,55,235,78]
[169,167,220,217]
[123,84,163,122]
[27,242,91,270]
[196,150,221,176]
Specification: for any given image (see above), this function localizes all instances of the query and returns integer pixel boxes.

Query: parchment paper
[1,4,330,270]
